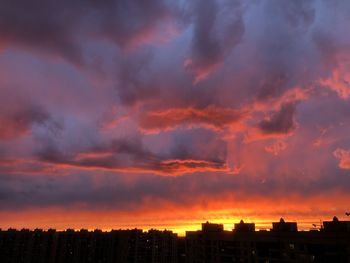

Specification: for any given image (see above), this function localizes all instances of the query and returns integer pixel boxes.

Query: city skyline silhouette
[1,1,350,261]
[1,217,350,262]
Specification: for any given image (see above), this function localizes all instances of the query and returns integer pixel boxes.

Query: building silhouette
[186,217,350,263]
[0,217,349,263]
[0,228,177,263]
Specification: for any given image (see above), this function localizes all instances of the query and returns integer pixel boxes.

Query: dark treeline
[0,217,350,263]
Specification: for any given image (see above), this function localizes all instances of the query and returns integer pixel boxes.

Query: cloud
[278,0,315,28]
[36,132,228,176]
[139,106,247,132]
[265,141,287,156]
[185,0,244,83]
[1,0,350,229]
[0,105,49,140]
[0,89,57,140]
[116,50,160,106]
[259,103,297,135]
[0,1,82,63]
[166,129,227,164]
[257,73,289,101]
[0,0,177,64]
[333,148,350,170]
[312,1,350,100]
[244,103,297,142]
[319,64,350,99]
[1,170,350,211]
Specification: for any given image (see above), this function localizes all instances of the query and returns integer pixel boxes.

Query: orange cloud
[252,87,310,113]
[265,141,287,155]
[0,193,349,235]
[244,103,297,142]
[38,151,228,177]
[139,106,247,132]
[333,148,350,169]
[159,159,229,174]
[320,65,350,99]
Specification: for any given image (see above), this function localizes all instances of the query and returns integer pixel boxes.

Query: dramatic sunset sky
[0,0,350,234]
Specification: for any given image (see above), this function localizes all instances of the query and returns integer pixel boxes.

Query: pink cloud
[333,148,350,170]
[320,65,350,99]
[265,141,288,156]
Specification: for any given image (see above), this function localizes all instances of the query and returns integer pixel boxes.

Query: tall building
[323,216,350,232]
[271,218,297,232]
[234,220,255,232]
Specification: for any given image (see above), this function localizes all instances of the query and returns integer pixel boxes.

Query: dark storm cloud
[167,129,227,164]
[0,87,58,141]
[259,103,296,134]
[0,0,174,64]
[0,105,49,140]
[185,0,244,82]
[0,0,83,63]
[116,50,160,106]
[36,131,228,176]
[0,88,62,140]
[37,137,158,169]
[257,73,288,101]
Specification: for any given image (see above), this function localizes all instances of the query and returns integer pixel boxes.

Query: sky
[0,0,350,234]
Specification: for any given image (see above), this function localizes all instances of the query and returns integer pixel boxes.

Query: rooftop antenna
[312,219,323,230]
[311,223,320,230]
